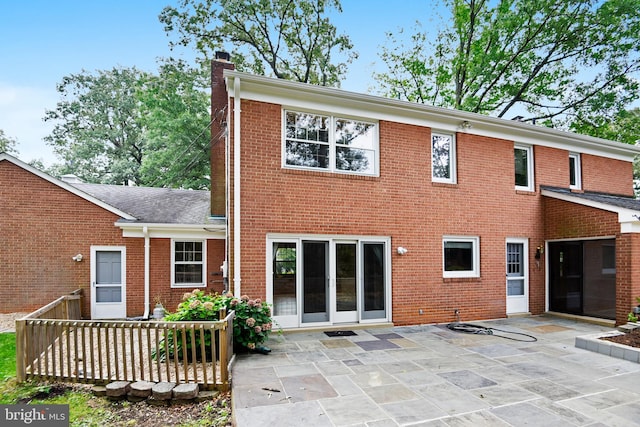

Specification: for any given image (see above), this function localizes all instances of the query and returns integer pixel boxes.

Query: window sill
[515,189,537,196]
[443,277,481,283]
[171,284,207,289]
[432,182,458,188]
[282,168,379,180]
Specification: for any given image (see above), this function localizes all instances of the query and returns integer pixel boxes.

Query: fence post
[15,319,26,382]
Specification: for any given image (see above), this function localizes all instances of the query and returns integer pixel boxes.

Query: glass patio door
[302,241,329,323]
[334,242,358,323]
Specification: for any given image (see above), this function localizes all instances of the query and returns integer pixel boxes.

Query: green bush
[153,290,274,361]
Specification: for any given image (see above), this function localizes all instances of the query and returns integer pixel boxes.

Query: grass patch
[0,333,16,380]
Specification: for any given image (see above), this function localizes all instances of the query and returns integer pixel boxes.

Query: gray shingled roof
[541,185,640,212]
[71,183,212,224]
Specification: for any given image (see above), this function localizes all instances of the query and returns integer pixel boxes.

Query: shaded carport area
[542,186,640,325]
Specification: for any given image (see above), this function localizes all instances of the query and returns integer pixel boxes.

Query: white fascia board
[1,153,137,220]
[541,188,640,229]
[224,71,640,162]
[117,222,226,239]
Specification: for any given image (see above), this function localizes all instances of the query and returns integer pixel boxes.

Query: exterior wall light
[459,120,472,130]
[72,254,83,262]
[397,247,408,255]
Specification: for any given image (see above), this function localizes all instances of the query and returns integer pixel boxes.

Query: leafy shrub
[153,290,274,361]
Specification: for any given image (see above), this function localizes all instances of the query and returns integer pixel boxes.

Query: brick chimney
[211,52,234,217]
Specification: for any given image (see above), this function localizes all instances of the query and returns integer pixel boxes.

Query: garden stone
[172,383,199,400]
[126,394,146,403]
[129,380,155,397]
[106,381,130,397]
[152,382,176,400]
[92,385,107,397]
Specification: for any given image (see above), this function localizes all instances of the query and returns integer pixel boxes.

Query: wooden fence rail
[15,292,234,391]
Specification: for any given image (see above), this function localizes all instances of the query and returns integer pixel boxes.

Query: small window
[432,132,456,183]
[172,240,206,287]
[515,145,534,191]
[443,236,480,278]
[569,153,581,190]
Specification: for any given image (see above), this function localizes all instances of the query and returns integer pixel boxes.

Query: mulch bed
[600,328,640,348]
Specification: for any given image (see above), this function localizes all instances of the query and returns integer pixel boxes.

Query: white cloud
[0,82,58,166]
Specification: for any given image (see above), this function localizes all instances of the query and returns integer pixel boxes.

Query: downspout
[143,226,150,318]
[233,77,242,297]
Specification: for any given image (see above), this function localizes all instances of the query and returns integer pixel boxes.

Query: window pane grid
[173,240,204,285]
[285,110,377,175]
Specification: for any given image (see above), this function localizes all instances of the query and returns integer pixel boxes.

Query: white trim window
[172,240,206,287]
[284,110,378,176]
[569,152,581,190]
[443,236,480,278]
[515,144,534,191]
[431,131,456,183]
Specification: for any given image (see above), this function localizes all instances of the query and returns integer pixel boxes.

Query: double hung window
[172,240,206,287]
[284,111,378,175]
[515,145,534,191]
[569,153,581,190]
[432,132,456,183]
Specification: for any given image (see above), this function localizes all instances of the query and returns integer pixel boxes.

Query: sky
[0,0,437,166]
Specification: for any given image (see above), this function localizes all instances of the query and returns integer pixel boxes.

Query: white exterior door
[91,246,126,319]
[506,239,529,314]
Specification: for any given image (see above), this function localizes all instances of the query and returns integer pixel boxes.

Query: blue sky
[0,0,436,165]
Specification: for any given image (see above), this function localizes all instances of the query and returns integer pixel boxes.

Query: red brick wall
[616,234,640,325]
[1,161,226,318]
[544,199,619,240]
[582,154,634,196]
[0,161,139,317]
[227,99,635,326]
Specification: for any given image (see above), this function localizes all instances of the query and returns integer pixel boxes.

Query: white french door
[91,246,127,319]
[268,237,389,328]
[506,238,529,314]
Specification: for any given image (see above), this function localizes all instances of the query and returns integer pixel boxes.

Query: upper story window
[172,240,206,288]
[432,132,456,183]
[514,145,534,191]
[284,110,378,175]
[569,152,581,190]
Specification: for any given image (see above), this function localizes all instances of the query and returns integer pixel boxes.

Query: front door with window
[91,246,126,319]
[506,239,529,314]
[269,237,389,328]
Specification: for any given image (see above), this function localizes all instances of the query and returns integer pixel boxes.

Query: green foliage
[137,59,212,189]
[375,0,640,127]
[0,130,19,155]
[155,290,274,361]
[159,0,356,86]
[44,67,150,185]
[224,293,274,350]
[43,60,213,189]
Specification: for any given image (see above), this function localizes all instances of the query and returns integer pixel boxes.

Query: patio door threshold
[279,322,394,334]
[545,311,615,328]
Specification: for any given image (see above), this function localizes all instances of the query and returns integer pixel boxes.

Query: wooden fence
[15,292,235,391]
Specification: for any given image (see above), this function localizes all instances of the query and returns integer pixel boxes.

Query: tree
[159,0,356,86]
[375,0,640,127]
[137,59,212,189]
[44,67,150,185]
[0,129,19,155]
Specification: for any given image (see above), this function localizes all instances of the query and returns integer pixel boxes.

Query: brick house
[0,154,225,318]
[214,61,640,328]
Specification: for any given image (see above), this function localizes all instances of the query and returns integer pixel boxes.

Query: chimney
[211,52,234,217]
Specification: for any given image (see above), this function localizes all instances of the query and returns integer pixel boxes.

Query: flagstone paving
[232,316,640,426]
